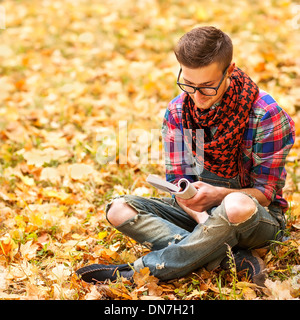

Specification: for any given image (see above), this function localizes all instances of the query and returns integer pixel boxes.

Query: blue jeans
[106,170,284,281]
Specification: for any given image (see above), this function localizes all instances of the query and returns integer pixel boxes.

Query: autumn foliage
[0,0,299,300]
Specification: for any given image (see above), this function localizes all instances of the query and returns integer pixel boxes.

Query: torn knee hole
[224,193,257,224]
[225,205,257,224]
[106,198,138,227]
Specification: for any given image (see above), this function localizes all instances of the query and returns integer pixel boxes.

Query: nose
[194,89,206,103]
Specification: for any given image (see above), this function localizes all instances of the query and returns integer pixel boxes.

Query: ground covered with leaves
[0,0,300,300]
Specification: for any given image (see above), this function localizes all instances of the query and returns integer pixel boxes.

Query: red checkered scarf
[182,67,259,187]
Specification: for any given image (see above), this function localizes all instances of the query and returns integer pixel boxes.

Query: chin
[196,102,213,110]
[191,97,213,110]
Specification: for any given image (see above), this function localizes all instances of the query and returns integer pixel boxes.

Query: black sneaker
[75,263,134,284]
[221,249,267,287]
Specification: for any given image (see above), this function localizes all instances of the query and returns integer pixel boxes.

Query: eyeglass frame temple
[176,65,230,96]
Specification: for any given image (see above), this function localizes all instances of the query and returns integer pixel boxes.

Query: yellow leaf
[29,212,44,227]
[97,230,107,240]
[242,287,257,300]
[99,248,120,261]
[42,189,78,204]
[119,250,137,264]
[14,215,26,230]
[20,175,35,186]
[0,191,17,201]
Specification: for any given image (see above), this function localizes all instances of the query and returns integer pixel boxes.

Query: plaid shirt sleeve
[162,94,198,184]
[245,92,295,209]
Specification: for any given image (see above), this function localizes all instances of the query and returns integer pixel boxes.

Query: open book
[146,174,197,199]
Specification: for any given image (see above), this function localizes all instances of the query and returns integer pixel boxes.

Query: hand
[176,181,223,219]
[176,202,209,224]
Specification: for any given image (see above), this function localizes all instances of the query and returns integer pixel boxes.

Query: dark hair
[174,26,233,70]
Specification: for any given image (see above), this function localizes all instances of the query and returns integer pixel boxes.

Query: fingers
[175,194,193,205]
[192,181,208,189]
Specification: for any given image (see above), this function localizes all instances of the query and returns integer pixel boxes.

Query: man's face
[180,62,234,110]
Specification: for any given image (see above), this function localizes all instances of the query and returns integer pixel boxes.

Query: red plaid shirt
[162,90,295,212]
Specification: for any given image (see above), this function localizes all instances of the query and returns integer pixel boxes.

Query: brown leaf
[133,267,159,288]
[146,281,164,296]
[100,283,132,300]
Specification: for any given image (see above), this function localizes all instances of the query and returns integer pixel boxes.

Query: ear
[227,62,235,76]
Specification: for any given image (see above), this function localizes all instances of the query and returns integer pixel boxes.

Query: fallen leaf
[52,283,76,300]
[264,279,297,300]
[97,230,108,240]
[139,295,164,300]
[0,235,17,257]
[98,248,120,262]
[100,283,132,300]
[132,187,151,196]
[26,282,49,300]
[133,267,159,288]
[40,167,61,184]
[109,241,121,252]
[23,148,68,167]
[84,285,102,300]
[146,281,164,296]
[20,240,39,261]
[50,264,71,283]
[69,163,94,180]
[186,289,204,300]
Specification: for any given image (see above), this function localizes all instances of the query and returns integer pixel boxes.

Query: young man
[76,26,295,286]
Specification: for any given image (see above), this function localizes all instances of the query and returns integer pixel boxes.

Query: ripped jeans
[106,170,284,281]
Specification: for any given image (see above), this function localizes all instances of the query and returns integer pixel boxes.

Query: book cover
[146,174,197,199]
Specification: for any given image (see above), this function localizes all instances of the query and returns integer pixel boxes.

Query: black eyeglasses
[177,65,229,96]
